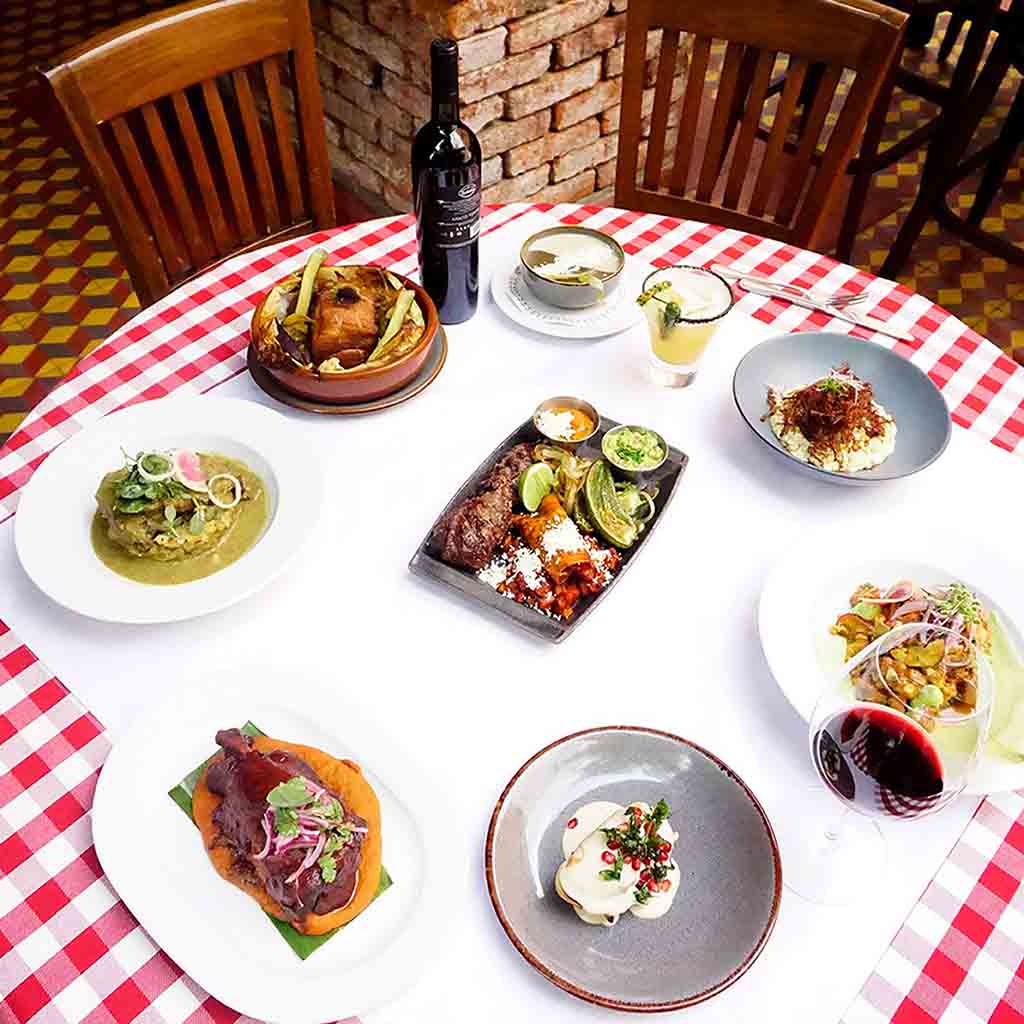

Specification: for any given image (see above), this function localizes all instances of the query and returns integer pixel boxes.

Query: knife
[737,278,916,343]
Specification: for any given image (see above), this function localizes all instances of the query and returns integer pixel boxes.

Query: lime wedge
[519,463,555,512]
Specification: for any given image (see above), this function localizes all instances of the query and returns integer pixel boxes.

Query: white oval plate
[490,259,646,339]
[758,519,1024,794]
[15,396,322,623]
[92,669,450,1024]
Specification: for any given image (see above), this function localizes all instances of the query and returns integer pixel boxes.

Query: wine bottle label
[419,164,481,250]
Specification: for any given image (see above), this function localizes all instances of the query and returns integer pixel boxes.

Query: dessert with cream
[554,799,679,927]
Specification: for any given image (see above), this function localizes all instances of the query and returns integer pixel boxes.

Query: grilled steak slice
[206,729,366,923]
[431,443,534,570]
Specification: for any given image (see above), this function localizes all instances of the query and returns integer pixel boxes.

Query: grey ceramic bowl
[520,227,625,310]
[733,331,951,486]
[485,727,781,1012]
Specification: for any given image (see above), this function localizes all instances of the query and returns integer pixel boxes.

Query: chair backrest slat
[747,56,809,217]
[109,115,189,278]
[139,100,214,268]
[642,28,682,190]
[696,40,747,203]
[775,64,843,224]
[261,55,305,224]
[232,67,282,233]
[668,34,712,195]
[200,77,257,243]
[39,0,334,307]
[614,0,907,248]
[723,49,776,208]
[170,88,233,253]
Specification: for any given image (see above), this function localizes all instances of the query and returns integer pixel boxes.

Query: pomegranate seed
[660,879,672,892]
[639,871,651,884]
[657,850,669,863]
[660,842,672,853]
[567,818,578,830]
[631,857,643,871]
[607,839,620,851]
[601,851,615,864]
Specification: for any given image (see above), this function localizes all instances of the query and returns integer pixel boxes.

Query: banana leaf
[168,722,392,960]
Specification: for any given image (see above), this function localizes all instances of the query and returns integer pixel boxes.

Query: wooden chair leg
[881,21,1012,277]
[967,79,1024,224]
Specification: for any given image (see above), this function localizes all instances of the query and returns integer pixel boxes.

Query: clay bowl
[250,267,439,405]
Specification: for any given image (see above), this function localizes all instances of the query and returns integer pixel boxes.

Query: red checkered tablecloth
[2,203,1024,1024]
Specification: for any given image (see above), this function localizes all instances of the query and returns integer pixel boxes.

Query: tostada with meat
[249,249,439,403]
[192,728,382,935]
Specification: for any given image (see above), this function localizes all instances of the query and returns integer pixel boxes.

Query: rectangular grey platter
[408,415,689,643]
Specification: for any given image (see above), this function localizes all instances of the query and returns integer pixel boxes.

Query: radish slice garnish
[137,452,173,482]
[207,474,242,509]
[891,599,929,619]
[172,449,208,491]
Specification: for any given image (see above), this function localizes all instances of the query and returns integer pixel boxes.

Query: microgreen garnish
[817,376,848,395]
[936,582,982,625]
[113,452,188,514]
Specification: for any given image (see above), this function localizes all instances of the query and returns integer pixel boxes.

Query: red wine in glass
[813,705,944,820]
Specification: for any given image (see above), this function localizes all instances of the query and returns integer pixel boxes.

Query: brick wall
[311,0,688,214]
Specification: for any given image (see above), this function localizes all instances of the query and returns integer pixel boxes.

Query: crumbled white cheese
[541,517,587,558]
[478,557,509,589]
[536,410,579,441]
[512,545,545,590]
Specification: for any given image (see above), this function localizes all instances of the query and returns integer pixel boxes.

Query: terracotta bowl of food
[249,256,439,404]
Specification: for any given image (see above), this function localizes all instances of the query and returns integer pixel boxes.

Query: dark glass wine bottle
[412,38,481,324]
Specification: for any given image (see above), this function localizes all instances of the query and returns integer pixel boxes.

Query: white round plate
[92,668,450,1024]
[758,518,1024,794]
[490,259,646,339]
[15,396,322,623]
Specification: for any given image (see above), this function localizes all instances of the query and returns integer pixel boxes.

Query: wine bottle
[412,38,482,324]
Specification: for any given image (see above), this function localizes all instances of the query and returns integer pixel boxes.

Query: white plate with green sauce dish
[92,669,450,1023]
[759,520,1024,794]
[15,395,322,623]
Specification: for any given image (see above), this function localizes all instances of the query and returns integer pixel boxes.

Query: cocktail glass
[639,266,734,388]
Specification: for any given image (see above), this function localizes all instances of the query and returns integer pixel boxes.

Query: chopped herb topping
[267,777,313,808]
[599,800,673,903]
[599,852,624,881]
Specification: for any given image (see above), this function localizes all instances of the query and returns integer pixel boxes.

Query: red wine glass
[784,622,993,905]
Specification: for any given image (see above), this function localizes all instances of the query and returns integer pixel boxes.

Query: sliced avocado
[584,461,638,549]
[851,601,881,620]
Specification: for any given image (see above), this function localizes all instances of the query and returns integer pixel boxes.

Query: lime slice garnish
[519,463,555,512]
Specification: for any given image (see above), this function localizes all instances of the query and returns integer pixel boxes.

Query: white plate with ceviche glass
[91,669,449,1024]
[759,521,1024,794]
[490,258,646,339]
[15,396,322,623]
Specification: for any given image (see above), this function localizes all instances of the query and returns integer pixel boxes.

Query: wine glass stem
[824,806,853,843]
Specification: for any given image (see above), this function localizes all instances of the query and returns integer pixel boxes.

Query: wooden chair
[880,0,1024,274]
[36,0,335,307]
[614,0,907,253]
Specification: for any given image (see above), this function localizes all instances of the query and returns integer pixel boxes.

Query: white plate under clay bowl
[15,395,323,623]
[491,258,646,339]
[91,670,449,1024]
[759,519,1024,794]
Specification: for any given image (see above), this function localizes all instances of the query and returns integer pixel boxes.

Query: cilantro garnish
[274,807,299,837]
[318,854,337,883]
[267,777,314,808]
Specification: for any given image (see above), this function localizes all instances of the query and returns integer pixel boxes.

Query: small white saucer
[490,259,646,339]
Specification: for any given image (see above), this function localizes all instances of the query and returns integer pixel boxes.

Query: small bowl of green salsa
[602,425,668,479]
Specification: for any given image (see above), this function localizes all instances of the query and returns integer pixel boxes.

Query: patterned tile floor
[0,5,1022,444]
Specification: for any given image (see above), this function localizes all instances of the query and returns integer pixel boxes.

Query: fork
[708,263,867,309]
